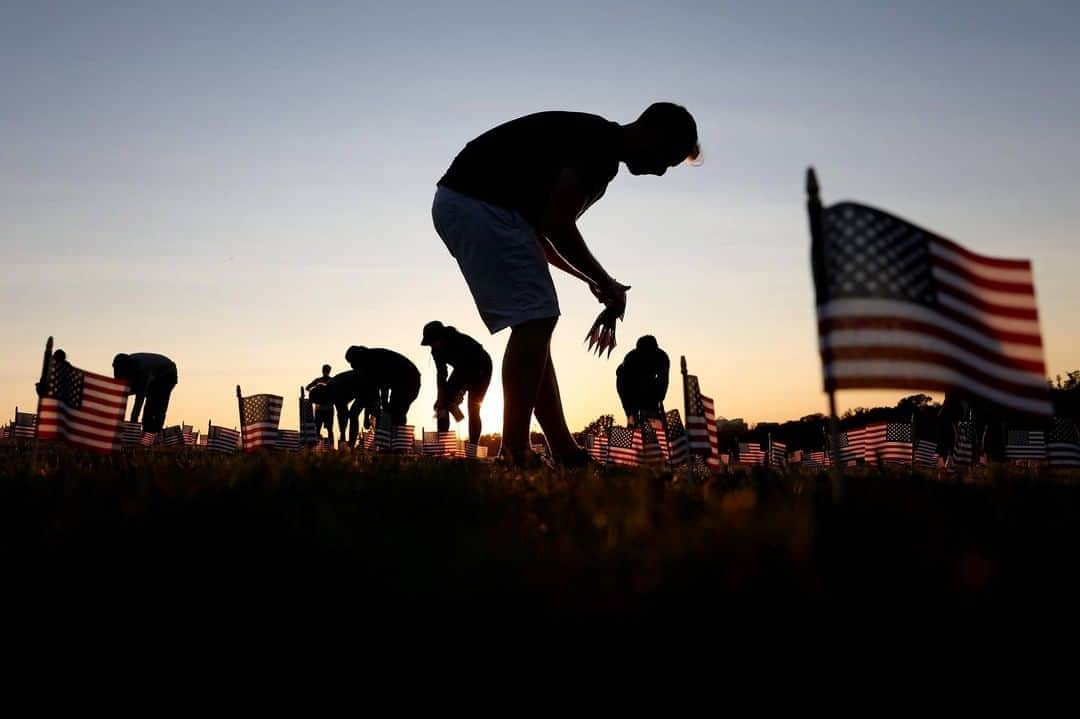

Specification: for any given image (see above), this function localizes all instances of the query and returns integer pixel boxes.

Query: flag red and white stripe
[37,360,130,453]
[814,202,1051,416]
[863,422,913,465]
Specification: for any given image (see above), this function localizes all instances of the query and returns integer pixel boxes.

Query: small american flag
[684,370,719,462]
[207,424,240,453]
[664,409,689,466]
[239,393,283,451]
[464,442,488,459]
[120,421,145,447]
[863,422,912,466]
[181,424,194,447]
[640,422,666,466]
[392,424,415,453]
[363,429,378,451]
[277,429,301,451]
[1047,417,1080,468]
[914,439,939,469]
[607,426,640,467]
[424,430,459,457]
[952,420,975,467]
[161,425,184,448]
[768,437,787,468]
[313,436,333,453]
[37,359,130,453]
[14,411,38,439]
[584,432,608,465]
[738,442,765,466]
[1005,429,1046,463]
[0,424,8,440]
[299,396,317,446]
[836,426,866,465]
[807,450,830,469]
[812,195,1051,417]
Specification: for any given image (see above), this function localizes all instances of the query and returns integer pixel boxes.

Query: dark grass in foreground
[2,445,1080,620]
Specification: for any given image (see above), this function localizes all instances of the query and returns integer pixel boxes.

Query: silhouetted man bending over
[326,369,378,447]
[432,103,699,465]
[421,320,493,445]
[306,364,335,440]
[345,346,421,426]
[112,352,178,433]
[616,335,669,425]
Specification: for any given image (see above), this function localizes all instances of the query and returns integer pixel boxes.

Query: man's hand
[592,279,630,319]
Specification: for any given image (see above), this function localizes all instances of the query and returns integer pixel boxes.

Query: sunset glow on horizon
[3,2,1078,437]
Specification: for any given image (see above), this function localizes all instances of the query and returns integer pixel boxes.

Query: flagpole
[807,168,844,501]
[236,384,245,453]
[30,336,53,470]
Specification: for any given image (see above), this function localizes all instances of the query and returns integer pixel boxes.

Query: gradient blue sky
[3,1,1079,433]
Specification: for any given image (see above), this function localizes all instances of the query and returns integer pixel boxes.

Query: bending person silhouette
[326,369,378,448]
[112,352,178,433]
[616,335,669,426]
[432,103,699,465]
[345,346,421,426]
[421,321,493,445]
[306,364,335,440]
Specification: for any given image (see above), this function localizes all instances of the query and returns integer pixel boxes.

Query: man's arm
[655,352,670,403]
[131,393,146,423]
[538,168,625,306]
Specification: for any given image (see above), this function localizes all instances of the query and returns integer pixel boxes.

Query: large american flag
[1047,417,1080,468]
[813,200,1051,416]
[664,410,689,466]
[607,426,640,467]
[207,424,240,453]
[36,359,130,452]
[836,427,866,465]
[239,393,283,451]
[684,370,719,463]
[14,411,38,439]
[768,437,787,468]
[863,422,912,466]
[1005,429,1046,463]
[738,442,765,466]
[914,439,939,470]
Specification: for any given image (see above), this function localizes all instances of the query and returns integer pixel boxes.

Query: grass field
[3,443,1079,622]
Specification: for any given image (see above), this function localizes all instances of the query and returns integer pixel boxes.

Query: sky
[3,1,1079,436]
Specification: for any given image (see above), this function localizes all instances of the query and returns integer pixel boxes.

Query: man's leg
[532,353,581,460]
[436,411,450,433]
[466,388,483,445]
[500,317,557,458]
[348,404,361,447]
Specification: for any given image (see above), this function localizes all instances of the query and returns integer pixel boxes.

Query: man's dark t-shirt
[350,348,421,389]
[432,328,492,388]
[438,111,621,228]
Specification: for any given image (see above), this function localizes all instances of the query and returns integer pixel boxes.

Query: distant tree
[896,394,936,412]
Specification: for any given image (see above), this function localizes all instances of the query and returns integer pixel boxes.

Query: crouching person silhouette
[421,320,492,445]
[112,352,178,434]
[344,346,421,426]
[616,335,669,426]
[326,369,377,448]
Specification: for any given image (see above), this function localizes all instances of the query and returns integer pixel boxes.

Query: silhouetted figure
[345,346,421,426]
[421,321,493,445]
[325,370,378,448]
[432,103,699,465]
[112,352,178,433]
[616,335,669,425]
[306,364,335,440]
[938,390,1009,463]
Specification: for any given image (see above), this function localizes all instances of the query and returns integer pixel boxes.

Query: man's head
[636,335,659,352]
[421,320,447,350]
[345,346,366,368]
[322,364,331,376]
[623,102,700,176]
[112,353,131,378]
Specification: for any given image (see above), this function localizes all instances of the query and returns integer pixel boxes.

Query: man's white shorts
[432,185,560,334]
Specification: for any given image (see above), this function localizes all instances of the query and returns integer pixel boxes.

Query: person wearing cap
[431,103,699,465]
[421,321,493,445]
[112,352,178,433]
[344,346,421,426]
[306,364,335,441]
[616,335,670,425]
